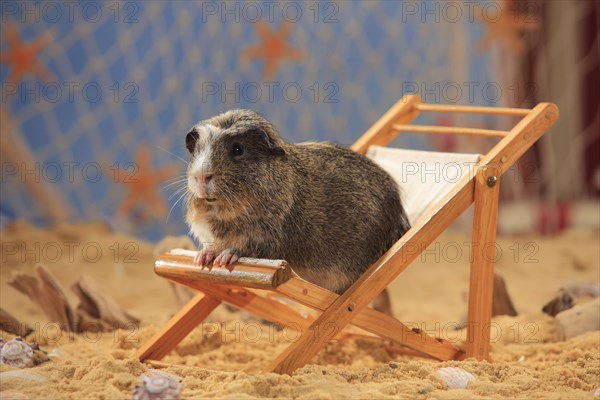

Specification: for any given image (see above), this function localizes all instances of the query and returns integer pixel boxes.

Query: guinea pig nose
[194,174,212,184]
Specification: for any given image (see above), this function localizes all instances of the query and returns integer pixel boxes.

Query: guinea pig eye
[231,143,244,157]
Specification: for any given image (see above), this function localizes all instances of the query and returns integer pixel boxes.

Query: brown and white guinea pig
[184,109,410,300]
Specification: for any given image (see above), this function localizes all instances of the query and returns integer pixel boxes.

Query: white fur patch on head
[187,124,221,197]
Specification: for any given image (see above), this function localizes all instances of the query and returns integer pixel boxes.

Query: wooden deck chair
[136,95,558,374]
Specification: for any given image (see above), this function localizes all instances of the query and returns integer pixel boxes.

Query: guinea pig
[184,109,410,312]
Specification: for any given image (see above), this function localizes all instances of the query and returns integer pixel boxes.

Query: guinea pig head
[185,109,287,213]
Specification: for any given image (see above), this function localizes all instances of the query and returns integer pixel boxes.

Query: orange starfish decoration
[242,20,304,79]
[114,146,180,221]
[476,0,539,56]
[0,22,53,83]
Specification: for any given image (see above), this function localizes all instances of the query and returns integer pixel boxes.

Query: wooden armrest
[155,249,291,290]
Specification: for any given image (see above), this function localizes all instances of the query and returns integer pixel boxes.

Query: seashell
[438,367,475,389]
[0,338,6,352]
[594,388,600,399]
[132,369,183,400]
[0,337,33,368]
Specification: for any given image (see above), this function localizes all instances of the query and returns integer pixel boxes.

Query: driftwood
[72,274,140,330]
[7,264,77,331]
[542,282,599,317]
[0,307,33,337]
[555,298,600,340]
[6,263,138,333]
[542,289,575,317]
[492,273,517,317]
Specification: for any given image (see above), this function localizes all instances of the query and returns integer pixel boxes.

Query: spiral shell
[132,369,182,400]
[438,367,475,389]
[0,337,34,368]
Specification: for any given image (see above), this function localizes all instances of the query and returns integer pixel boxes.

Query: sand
[0,220,599,399]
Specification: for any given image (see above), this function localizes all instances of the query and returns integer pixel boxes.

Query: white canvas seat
[367,146,481,225]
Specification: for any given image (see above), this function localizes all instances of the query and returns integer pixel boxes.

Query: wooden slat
[392,124,508,137]
[466,168,500,360]
[266,102,558,375]
[275,278,462,361]
[154,253,291,290]
[414,103,531,116]
[351,94,421,154]
[135,292,221,361]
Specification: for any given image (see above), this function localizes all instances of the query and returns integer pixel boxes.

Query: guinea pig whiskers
[152,144,188,165]
[166,190,189,223]
[168,184,188,201]
[160,177,187,192]
[163,174,188,182]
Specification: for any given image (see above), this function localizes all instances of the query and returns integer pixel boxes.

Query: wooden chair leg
[135,292,221,361]
[466,167,500,360]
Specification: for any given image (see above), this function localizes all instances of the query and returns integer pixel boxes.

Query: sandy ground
[0,220,599,399]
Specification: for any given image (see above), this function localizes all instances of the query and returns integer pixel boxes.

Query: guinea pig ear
[185,128,199,154]
[260,131,286,157]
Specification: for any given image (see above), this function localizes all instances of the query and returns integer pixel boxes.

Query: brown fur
[185,109,410,294]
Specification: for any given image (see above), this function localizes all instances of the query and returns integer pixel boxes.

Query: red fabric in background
[581,2,600,197]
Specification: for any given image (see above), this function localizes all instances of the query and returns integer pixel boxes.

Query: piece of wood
[8,264,77,331]
[72,274,140,330]
[542,283,599,317]
[276,277,463,362]
[155,251,291,290]
[0,308,33,337]
[135,292,221,361]
[351,95,421,154]
[392,124,509,137]
[414,103,531,116]
[466,167,500,361]
[555,298,600,341]
[542,289,574,317]
[492,273,517,317]
[8,264,139,333]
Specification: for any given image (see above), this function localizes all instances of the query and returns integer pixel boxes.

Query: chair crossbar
[414,103,531,116]
[392,124,509,137]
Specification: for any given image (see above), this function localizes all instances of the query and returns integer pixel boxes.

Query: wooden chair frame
[136,95,558,374]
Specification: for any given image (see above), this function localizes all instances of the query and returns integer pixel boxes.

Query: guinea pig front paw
[213,248,241,270]
[193,247,217,270]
